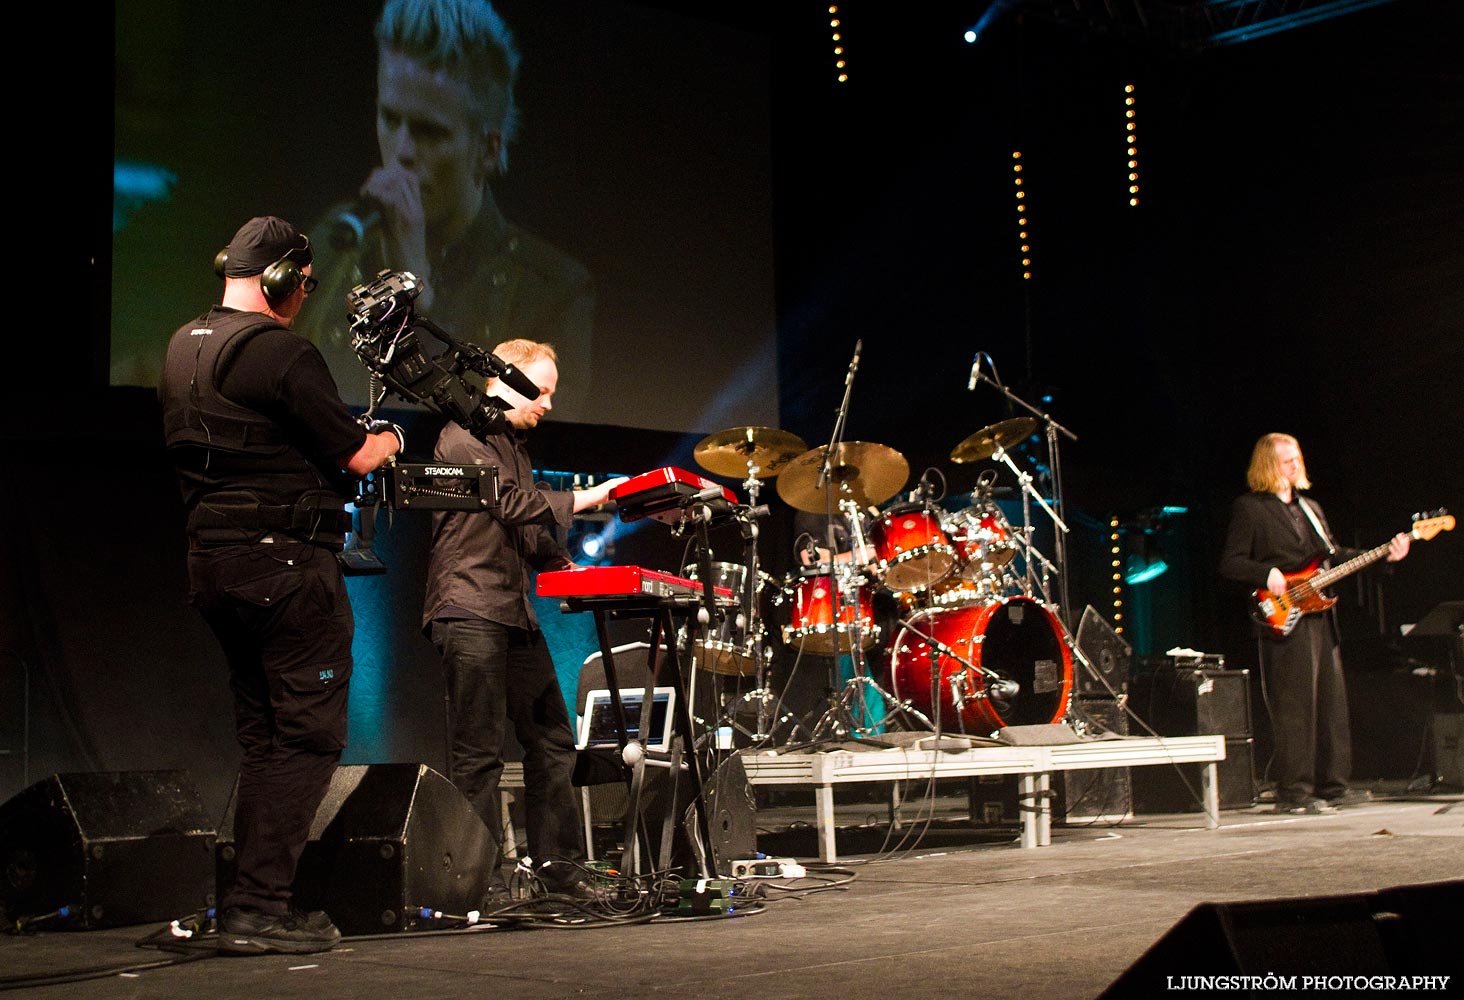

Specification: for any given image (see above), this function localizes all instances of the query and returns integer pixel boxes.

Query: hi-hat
[950,417,1037,464]
[777,442,909,513]
[694,426,809,479]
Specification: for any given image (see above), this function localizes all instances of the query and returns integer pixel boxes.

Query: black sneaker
[1321,788,1373,808]
[217,907,341,956]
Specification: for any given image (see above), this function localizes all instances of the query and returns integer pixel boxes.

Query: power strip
[729,857,806,879]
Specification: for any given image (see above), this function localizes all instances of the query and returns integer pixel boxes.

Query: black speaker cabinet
[1132,737,1256,813]
[1099,879,1464,996]
[1131,665,1252,739]
[0,771,215,928]
[216,763,494,936]
[1057,697,1132,823]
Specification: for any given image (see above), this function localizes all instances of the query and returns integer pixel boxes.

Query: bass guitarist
[1219,432,1409,815]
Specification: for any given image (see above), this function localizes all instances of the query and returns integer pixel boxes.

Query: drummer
[794,508,879,570]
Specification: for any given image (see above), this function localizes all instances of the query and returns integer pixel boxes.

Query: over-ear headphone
[213,242,309,303]
[258,256,306,303]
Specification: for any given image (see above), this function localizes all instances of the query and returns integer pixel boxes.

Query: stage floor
[4,782,1461,999]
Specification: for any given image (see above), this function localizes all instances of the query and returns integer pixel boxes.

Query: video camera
[338,269,532,573]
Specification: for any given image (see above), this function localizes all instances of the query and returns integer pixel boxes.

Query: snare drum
[870,504,958,593]
[945,503,1016,581]
[684,561,760,676]
[888,596,1073,733]
[780,569,878,657]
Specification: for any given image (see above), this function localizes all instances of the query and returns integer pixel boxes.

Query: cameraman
[158,216,400,955]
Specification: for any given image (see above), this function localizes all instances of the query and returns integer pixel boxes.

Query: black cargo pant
[190,540,353,916]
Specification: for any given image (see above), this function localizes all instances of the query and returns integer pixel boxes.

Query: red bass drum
[888,597,1073,734]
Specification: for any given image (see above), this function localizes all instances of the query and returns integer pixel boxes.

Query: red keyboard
[609,467,738,525]
[538,565,735,604]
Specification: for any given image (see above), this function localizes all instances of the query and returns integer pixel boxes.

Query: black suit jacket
[1218,492,1336,590]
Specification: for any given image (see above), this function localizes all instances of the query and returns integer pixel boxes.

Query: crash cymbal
[950,417,1037,464]
[694,426,809,479]
[777,441,909,513]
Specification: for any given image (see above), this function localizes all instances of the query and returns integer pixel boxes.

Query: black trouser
[189,541,353,916]
[1261,615,1350,805]
[430,617,582,875]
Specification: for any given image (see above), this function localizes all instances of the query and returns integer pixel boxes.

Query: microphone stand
[781,341,895,751]
[970,361,1078,630]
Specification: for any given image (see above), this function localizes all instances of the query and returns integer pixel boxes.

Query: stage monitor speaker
[1131,665,1252,739]
[1075,606,1131,697]
[216,763,494,936]
[1098,879,1464,997]
[582,751,756,878]
[0,770,215,928]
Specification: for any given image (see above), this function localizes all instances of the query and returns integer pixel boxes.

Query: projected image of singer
[301,0,593,420]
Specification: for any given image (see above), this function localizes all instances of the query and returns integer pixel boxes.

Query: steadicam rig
[347,268,541,441]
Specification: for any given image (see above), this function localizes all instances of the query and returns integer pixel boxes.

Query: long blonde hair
[1246,432,1311,493]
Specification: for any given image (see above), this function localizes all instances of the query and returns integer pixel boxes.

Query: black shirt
[421,421,575,631]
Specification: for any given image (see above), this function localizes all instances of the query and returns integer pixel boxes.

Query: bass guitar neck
[1250,511,1452,637]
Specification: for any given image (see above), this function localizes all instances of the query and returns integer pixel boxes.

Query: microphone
[987,678,1020,700]
[800,534,820,565]
[967,351,983,391]
[493,357,542,401]
[329,199,381,251]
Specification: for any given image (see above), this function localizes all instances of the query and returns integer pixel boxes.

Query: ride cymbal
[694,426,809,478]
[777,441,909,513]
[950,417,1037,464]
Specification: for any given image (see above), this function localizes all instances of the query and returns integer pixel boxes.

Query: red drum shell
[888,597,1073,733]
[870,506,957,593]
[783,574,878,656]
[946,506,1016,581]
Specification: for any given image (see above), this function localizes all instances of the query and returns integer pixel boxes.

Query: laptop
[576,687,677,750]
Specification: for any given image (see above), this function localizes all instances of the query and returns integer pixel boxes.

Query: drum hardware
[964,355,1079,629]
[780,341,910,749]
[692,426,810,745]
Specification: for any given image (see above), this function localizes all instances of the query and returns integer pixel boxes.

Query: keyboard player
[422,338,626,898]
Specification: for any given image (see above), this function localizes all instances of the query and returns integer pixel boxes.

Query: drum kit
[683,414,1076,745]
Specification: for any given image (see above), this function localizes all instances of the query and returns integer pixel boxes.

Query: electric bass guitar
[1251,510,1453,637]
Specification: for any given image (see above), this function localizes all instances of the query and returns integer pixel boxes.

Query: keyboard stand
[559,594,716,879]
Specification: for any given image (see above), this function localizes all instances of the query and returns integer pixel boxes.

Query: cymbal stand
[718,458,786,744]
[972,363,1078,629]
[1004,515,1060,606]
[990,443,1069,607]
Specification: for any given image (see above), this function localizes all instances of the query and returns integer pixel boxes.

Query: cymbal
[950,417,1037,464]
[694,426,809,479]
[777,441,909,513]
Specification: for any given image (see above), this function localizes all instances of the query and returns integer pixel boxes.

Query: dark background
[4,0,1460,813]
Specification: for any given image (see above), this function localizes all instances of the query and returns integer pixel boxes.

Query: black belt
[188,493,351,547]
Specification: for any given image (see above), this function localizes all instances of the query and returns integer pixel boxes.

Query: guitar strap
[1297,496,1336,556]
